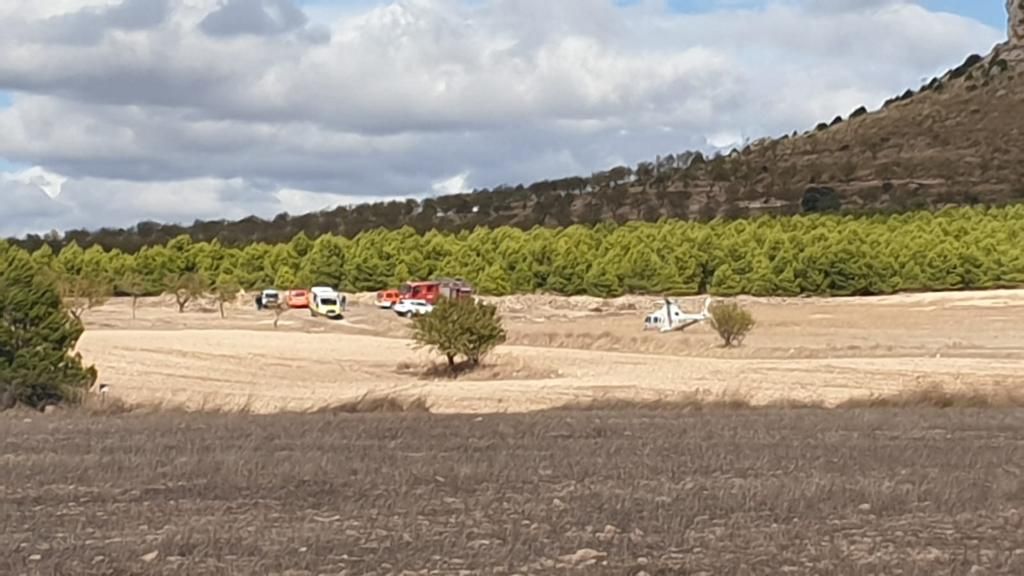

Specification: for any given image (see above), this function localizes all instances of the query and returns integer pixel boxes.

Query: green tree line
[13,206,1024,299]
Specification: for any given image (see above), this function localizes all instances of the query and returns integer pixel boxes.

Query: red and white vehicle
[375,289,402,309]
[397,278,473,305]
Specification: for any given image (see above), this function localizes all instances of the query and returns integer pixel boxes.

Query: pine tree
[476,263,512,296]
[746,255,776,296]
[0,243,97,408]
[923,242,964,291]
[302,235,347,288]
[56,241,85,277]
[710,263,744,296]
[583,261,623,298]
[274,266,298,289]
[345,250,392,292]
[289,232,314,259]
[31,244,55,271]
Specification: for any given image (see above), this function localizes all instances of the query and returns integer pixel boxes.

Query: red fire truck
[398,278,474,305]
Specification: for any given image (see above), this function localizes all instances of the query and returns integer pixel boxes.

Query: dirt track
[77,290,1024,413]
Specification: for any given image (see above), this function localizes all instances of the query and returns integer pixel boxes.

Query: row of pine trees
[17,205,1024,299]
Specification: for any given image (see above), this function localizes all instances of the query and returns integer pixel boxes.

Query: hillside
[12,7,1024,253]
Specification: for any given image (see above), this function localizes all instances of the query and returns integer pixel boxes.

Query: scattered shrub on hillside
[801,186,841,213]
[412,297,507,373]
[949,53,984,81]
[850,106,868,119]
[709,300,755,348]
[0,242,97,409]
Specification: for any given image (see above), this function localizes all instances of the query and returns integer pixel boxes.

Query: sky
[0,0,1007,236]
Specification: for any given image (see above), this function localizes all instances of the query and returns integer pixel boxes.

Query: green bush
[709,300,756,348]
[0,242,97,409]
[412,297,507,372]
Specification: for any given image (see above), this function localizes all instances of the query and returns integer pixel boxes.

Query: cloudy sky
[0,0,1006,236]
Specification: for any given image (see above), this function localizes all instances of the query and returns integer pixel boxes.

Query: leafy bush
[949,53,983,80]
[412,297,507,372]
[801,186,841,213]
[0,242,97,409]
[709,301,755,347]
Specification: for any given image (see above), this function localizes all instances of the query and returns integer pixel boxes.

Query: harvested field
[3,408,1024,575]
[75,290,1024,413]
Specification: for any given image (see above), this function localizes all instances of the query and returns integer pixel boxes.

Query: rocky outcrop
[1011,0,1024,45]
[1001,0,1024,61]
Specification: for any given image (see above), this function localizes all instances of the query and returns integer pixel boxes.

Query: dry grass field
[6,291,1024,575]
[3,408,1024,575]
[73,290,1024,413]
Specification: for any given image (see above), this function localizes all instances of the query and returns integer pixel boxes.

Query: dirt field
[76,290,1024,413]
[3,408,1024,575]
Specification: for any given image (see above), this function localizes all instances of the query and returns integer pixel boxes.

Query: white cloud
[1,166,67,199]
[0,0,1005,235]
[431,172,471,196]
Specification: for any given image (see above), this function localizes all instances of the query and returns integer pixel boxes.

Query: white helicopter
[643,296,712,333]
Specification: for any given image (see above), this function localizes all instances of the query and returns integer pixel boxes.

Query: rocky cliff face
[1008,0,1024,58]
[1011,0,1024,43]
[999,0,1024,60]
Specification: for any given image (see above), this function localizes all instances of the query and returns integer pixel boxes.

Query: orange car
[286,289,310,309]
[375,289,402,309]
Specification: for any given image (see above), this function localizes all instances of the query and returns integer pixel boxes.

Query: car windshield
[320,298,337,306]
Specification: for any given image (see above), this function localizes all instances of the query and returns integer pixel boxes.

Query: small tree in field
[59,274,111,322]
[166,272,207,313]
[709,300,756,347]
[412,297,506,372]
[271,301,288,329]
[116,271,147,320]
[212,273,241,319]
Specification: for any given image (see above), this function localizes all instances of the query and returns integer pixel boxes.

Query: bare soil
[75,290,1024,413]
[2,408,1024,575]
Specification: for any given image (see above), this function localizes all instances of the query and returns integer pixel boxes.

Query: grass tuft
[556,389,757,412]
[309,394,431,414]
[838,384,1024,409]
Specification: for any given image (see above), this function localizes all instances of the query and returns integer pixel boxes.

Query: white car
[393,299,433,317]
[255,289,280,310]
